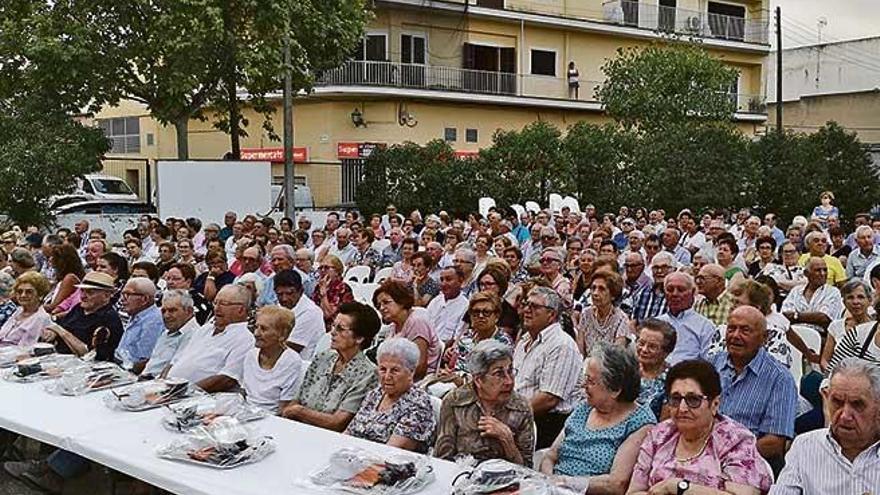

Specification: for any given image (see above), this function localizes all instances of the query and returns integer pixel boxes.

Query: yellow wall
[769,91,880,143]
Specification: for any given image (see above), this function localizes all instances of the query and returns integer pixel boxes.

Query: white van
[76,174,139,201]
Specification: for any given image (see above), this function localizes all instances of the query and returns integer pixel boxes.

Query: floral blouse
[448,328,513,373]
[345,385,436,453]
[576,306,630,355]
[631,416,772,492]
[312,278,354,327]
[0,301,18,330]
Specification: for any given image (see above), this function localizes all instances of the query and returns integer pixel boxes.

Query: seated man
[141,289,201,379]
[273,269,325,360]
[770,358,880,493]
[115,278,164,374]
[513,287,582,449]
[162,285,254,393]
[782,255,843,341]
[711,306,797,467]
[693,263,735,327]
[161,263,213,324]
[657,271,716,365]
[41,272,123,362]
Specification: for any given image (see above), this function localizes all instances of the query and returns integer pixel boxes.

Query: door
[462,43,516,95]
[401,34,426,88]
[659,0,676,32]
[341,159,366,205]
[352,34,389,84]
[708,2,745,40]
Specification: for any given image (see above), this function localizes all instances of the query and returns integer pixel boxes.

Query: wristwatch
[677,480,690,494]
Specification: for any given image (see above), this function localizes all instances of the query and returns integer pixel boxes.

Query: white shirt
[425,292,468,342]
[224,236,239,261]
[167,321,254,384]
[781,284,844,333]
[241,348,303,414]
[288,295,326,360]
[328,242,357,266]
[143,317,200,377]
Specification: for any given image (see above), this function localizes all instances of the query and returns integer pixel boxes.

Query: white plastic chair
[525,201,541,214]
[344,265,371,284]
[373,267,393,284]
[548,193,563,213]
[562,196,580,214]
[478,197,496,217]
[790,324,822,387]
[371,238,390,252]
[358,283,379,305]
[510,204,525,219]
[429,395,443,425]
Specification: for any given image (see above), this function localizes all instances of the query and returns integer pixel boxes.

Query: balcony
[314,60,767,116]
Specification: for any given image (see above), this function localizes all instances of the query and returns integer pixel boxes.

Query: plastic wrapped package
[103,378,200,411]
[450,459,581,495]
[2,354,82,383]
[156,417,275,469]
[162,393,269,432]
[300,447,435,494]
[44,362,135,396]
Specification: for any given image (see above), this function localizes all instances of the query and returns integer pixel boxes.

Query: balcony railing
[315,60,766,115]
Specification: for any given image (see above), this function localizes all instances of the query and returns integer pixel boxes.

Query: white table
[0,377,461,495]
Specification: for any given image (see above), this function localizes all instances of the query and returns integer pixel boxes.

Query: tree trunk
[227,78,240,159]
[174,115,189,160]
[222,3,240,160]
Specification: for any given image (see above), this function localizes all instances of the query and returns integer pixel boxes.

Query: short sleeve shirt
[55,303,124,362]
[344,386,436,453]
[241,347,303,414]
[293,350,377,414]
[167,321,255,384]
[389,310,440,373]
[512,323,582,414]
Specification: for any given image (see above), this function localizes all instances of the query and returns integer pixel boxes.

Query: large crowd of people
[0,190,878,494]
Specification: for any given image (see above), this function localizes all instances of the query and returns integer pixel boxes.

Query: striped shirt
[826,321,880,374]
[770,429,880,495]
[711,348,797,439]
[631,285,668,325]
[513,322,582,414]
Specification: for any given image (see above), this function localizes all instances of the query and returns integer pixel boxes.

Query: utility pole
[775,6,783,133]
[282,30,296,219]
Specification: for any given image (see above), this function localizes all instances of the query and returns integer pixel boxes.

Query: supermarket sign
[241,147,308,163]
[337,142,386,159]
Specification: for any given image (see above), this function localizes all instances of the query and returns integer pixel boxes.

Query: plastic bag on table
[162,393,269,432]
[450,458,581,495]
[301,447,435,494]
[156,416,275,469]
[103,378,200,411]
[44,362,135,396]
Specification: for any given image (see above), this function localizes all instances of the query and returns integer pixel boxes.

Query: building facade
[93,0,770,208]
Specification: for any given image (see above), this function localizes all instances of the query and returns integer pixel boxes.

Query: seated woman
[313,254,354,330]
[282,302,380,432]
[627,360,772,495]
[473,263,519,335]
[241,306,304,414]
[635,318,676,418]
[0,272,52,347]
[540,344,655,494]
[345,338,436,453]
[433,291,512,389]
[575,268,631,356]
[373,280,439,381]
[434,340,533,465]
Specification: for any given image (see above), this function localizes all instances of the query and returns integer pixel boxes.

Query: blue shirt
[711,348,797,440]
[115,304,164,365]
[631,285,667,324]
[259,273,278,307]
[657,309,715,365]
[512,224,530,245]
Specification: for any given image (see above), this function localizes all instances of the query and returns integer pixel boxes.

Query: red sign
[454,150,479,159]
[337,142,386,159]
[241,147,308,163]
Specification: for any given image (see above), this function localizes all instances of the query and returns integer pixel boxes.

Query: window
[466,128,478,143]
[98,117,140,154]
[401,34,426,64]
[530,49,556,76]
[353,33,387,61]
[444,127,457,142]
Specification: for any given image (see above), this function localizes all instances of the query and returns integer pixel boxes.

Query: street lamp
[351,108,367,128]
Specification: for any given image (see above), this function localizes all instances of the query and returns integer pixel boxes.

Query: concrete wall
[768,90,880,143]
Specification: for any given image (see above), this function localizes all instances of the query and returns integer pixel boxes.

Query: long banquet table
[0,376,462,495]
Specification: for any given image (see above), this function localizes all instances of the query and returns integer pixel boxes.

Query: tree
[563,122,637,211]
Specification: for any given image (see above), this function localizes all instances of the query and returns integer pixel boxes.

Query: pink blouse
[390,311,439,373]
[630,416,772,492]
[0,307,53,348]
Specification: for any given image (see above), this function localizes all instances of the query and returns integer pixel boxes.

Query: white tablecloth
[0,378,461,495]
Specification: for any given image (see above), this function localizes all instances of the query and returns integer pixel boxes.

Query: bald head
[725,306,767,364]
[697,263,726,300]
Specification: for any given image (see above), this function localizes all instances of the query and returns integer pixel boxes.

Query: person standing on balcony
[567,62,579,99]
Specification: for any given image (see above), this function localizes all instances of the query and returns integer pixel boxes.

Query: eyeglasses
[216,300,245,308]
[523,301,553,311]
[781,249,798,254]
[470,309,497,317]
[453,259,474,265]
[330,323,353,334]
[651,264,672,271]
[485,366,515,380]
[667,393,709,409]
[539,257,560,264]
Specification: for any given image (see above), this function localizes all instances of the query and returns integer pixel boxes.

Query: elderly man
[115,278,164,374]
[83,239,106,272]
[327,227,356,265]
[273,269,325,360]
[797,231,846,286]
[163,263,213,324]
[782,256,843,346]
[254,244,297,307]
[678,211,706,255]
[763,212,786,247]
[41,272,123,362]
[661,227,691,266]
[234,244,269,297]
[453,247,478,298]
[224,221,244,260]
[771,358,880,494]
[513,287,581,449]
[381,227,403,267]
[657,271,716,364]
[425,241,444,281]
[218,211,237,242]
[850,225,880,279]
[163,285,254,393]
[141,289,200,378]
[693,263,735,326]
[155,241,177,277]
[426,266,469,345]
[631,252,674,325]
[710,306,797,465]
[294,247,318,298]
[623,251,651,296]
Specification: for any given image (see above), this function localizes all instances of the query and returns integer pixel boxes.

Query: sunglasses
[667,393,709,409]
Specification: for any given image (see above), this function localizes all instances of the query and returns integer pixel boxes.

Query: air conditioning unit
[687,16,702,31]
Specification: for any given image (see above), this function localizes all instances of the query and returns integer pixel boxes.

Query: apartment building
[94,0,771,209]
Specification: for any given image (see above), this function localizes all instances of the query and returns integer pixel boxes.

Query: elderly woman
[345,338,436,453]
[436,291,513,387]
[540,247,572,309]
[627,360,772,494]
[473,233,493,276]
[373,280,439,381]
[410,252,439,307]
[390,238,419,284]
[635,318,676,417]
[312,254,354,329]
[241,306,303,414]
[826,292,880,371]
[821,278,873,372]
[283,302,381,431]
[435,340,533,465]
[0,272,52,347]
[715,236,745,286]
[575,268,631,356]
[572,249,596,302]
[540,345,655,494]
[747,236,777,278]
[475,263,519,333]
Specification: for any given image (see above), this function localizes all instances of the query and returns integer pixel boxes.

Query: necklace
[675,427,712,463]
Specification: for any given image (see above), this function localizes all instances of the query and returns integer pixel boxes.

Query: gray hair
[467,340,513,377]
[272,244,296,260]
[650,251,676,268]
[528,286,562,319]
[295,248,314,263]
[856,225,874,238]
[589,343,641,402]
[376,337,420,371]
[804,231,826,246]
[831,358,880,402]
[126,277,157,299]
[455,247,476,263]
[218,283,252,308]
[664,271,695,291]
[0,272,14,297]
[841,278,873,301]
[162,289,194,311]
[9,248,35,268]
